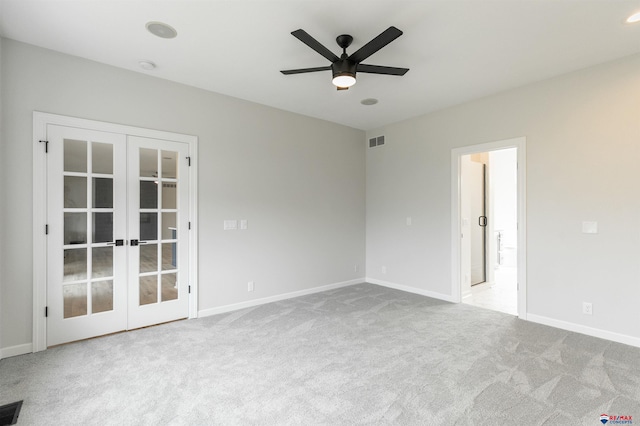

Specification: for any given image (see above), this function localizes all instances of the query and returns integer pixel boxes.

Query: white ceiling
[1,0,639,130]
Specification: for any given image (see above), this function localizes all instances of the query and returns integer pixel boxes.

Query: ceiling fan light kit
[627,11,640,23]
[281,26,409,91]
[331,61,357,88]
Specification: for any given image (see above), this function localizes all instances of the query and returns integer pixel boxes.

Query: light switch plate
[582,221,598,234]
[224,220,238,230]
[240,220,248,230]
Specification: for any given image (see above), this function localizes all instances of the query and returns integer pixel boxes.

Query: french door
[46,125,190,346]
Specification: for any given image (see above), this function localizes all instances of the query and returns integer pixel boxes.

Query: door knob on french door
[130,239,148,246]
[107,239,125,246]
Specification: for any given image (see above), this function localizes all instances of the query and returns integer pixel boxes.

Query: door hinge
[188,285,191,294]
[45,224,49,235]
[186,156,191,167]
[45,306,48,317]
[188,221,191,230]
[39,140,49,153]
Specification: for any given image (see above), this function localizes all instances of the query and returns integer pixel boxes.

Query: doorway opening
[451,138,526,319]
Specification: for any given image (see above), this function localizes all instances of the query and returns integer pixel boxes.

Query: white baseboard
[527,314,640,349]
[366,278,456,303]
[198,278,364,318]
[0,343,33,359]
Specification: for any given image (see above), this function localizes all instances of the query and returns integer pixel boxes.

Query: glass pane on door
[162,183,177,209]
[161,243,176,270]
[139,275,158,305]
[93,178,113,208]
[140,181,158,208]
[139,148,157,178]
[139,244,158,273]
[92,142,113,174]
[64,213,87,245]
[93,213,113,243]
[92,280,114,313]
[64,283,87,318]
[61,137,117,319]
[64,176,87,208]
[64,139,87,173]
[64,248,87,282]
[161,150,177,179]
[135,146,183,308]
[161,273,178,301]
[161,212,177,239]
[92,247,113,278]
[140,213,157,241]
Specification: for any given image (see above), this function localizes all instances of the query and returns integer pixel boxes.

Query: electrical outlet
[354,264,358,273]
[381,266,387,274]
[583,302,593,315]
[248,281,254,292]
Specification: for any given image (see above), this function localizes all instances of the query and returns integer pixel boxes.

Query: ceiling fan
[280,26,409,90]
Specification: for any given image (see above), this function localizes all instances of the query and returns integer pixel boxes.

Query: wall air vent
[369,135,385,148]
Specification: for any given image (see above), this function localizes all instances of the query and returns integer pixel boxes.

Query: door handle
[130,239,148,246]
[107,239,125,246]
[479,216,488,227]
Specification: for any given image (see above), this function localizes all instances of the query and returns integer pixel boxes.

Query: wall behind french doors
[33,113,198,350]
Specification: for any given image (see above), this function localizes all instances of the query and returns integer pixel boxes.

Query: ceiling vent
[369,136,385,148]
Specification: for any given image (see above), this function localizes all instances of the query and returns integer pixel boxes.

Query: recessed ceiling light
[139,60,156,70]
[626,11,640,23]
[361,98,379,106]
[146,21,177,39]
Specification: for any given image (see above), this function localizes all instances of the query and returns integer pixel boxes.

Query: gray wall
[0,39,366,349]
[366,53,640,342]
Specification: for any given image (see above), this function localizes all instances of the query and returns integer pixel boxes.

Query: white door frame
[33,111,199,352]
[450,137,527,319]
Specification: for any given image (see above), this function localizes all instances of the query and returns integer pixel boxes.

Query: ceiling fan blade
[348,26,403,63]
[357,64,409,76]
[280,66,331,75]
[291,29,339,63]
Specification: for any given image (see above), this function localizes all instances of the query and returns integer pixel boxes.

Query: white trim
[367,278,457,303]
[188,139,199,319]
[198,279,364,318]
[527,314,640,349]
[451,137,527,319]
[0,343,33,359]
[33,115,49,352]
[32,111,199,351]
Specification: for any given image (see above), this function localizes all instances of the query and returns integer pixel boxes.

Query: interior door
[469,162,486,285]
[127,136,190,329]
[46,128,191,345]
[47,125,128,346]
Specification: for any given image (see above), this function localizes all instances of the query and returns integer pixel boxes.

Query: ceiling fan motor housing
[332,60,357,80]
